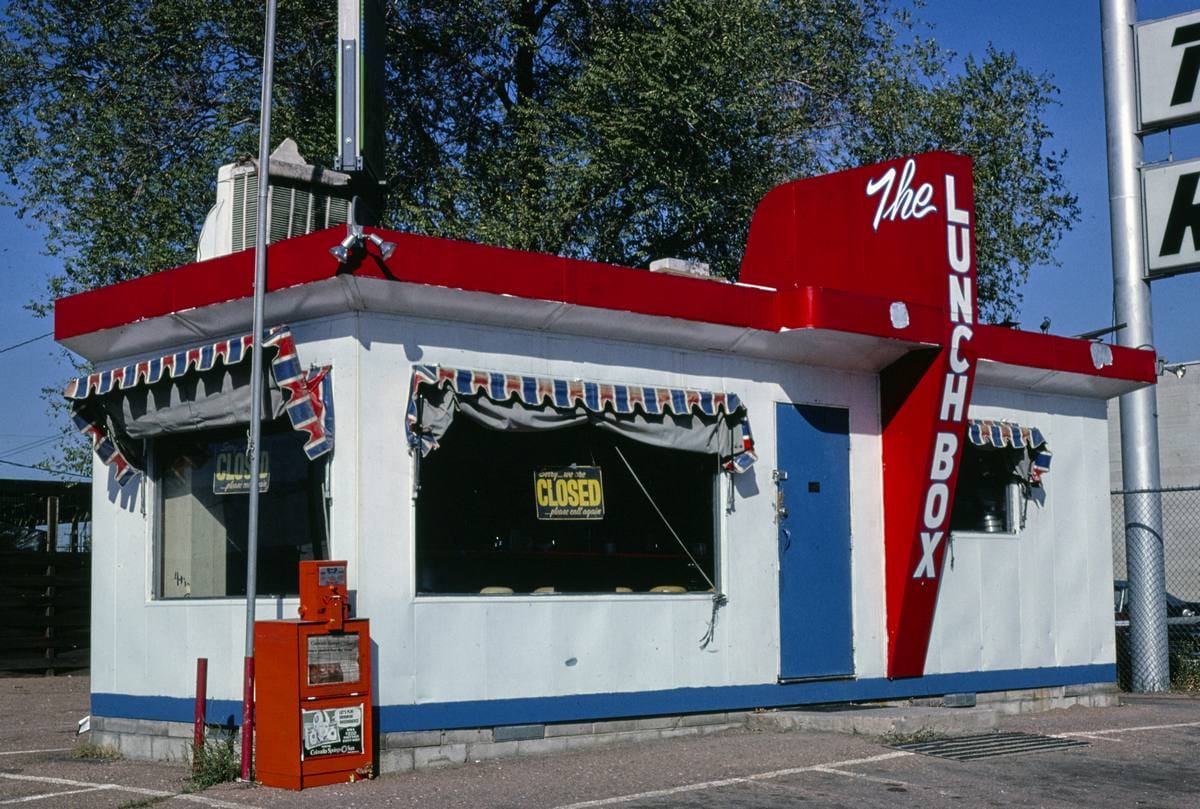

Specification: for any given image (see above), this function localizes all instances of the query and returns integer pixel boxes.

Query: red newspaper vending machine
[254,560,373,790]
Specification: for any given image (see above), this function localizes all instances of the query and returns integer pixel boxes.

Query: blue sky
[2,1,1199,481]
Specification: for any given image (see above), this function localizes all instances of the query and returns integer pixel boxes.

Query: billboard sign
[1136,10,1200,131]
[1143,156,1200,277]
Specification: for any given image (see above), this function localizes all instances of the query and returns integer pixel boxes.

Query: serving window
[951,419,1050,535]
[406,366,756,595]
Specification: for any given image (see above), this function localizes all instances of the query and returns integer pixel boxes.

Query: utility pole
[1100,0,1169,692]
[241,0,278,781]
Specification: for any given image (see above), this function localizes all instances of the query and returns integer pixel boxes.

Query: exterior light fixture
[367,232,396,261]
[1162,361,1196,379]
[329,223,396,264]
[329,226,362,263]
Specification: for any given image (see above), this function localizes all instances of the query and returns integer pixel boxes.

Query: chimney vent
[648,258,712,279]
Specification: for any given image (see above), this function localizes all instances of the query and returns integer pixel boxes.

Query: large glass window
[415,417,717,595]
[156,420,327,598]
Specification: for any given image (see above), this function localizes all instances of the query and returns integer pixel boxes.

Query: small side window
[951,443,1022,534]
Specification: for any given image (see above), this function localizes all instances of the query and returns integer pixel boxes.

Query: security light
[329,229,361,263]
[329,222,396,264]
[367,232,396,261]
[1159,359,1200,379]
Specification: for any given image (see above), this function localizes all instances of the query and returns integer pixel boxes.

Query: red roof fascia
[776,286,946,344]
[54,228,781,341]
[972,324,1156,384]
[53,226,1155,385]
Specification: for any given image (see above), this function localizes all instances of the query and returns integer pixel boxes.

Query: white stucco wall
[89,310,888,707]
[89,314,359,707]
[88,313,1115,715]
[925,385,1115,676]
[352,312,885,707]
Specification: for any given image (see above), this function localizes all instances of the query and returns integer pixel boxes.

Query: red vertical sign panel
[878,157,978,678]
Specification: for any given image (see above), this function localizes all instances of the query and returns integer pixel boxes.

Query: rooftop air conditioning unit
[196,138,356,262]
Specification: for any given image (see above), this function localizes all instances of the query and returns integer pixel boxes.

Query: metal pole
[241,0,278,780]
[194,657,208,764]
[1100,0,1169,692]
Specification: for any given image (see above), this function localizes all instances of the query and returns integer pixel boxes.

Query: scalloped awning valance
[64,325,332,485]
[405,365,756,473]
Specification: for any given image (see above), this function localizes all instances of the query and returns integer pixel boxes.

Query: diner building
[58,152,1155,766]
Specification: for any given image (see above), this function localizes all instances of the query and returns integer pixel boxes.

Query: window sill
[146,595,301,606]
[950,530,1020,540]
[413,592,715,603]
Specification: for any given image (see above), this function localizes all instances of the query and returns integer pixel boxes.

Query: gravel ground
[3,676,1200,808]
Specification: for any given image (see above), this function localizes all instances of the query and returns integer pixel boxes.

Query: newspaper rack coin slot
[254,560,373,790]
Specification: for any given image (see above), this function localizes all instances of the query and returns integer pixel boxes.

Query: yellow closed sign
[534,467,604,520]
[212,449,270,495]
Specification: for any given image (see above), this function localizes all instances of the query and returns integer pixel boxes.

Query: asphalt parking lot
[2,676,1199,808]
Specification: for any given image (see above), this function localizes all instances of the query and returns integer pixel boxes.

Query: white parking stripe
[811,766,912,786]
[0,749,72,757]
[551,751,913,808]
[1057,720,1200,737]
[0,774,258,808]
[0,785,110,804]
[1057,733,1125,743]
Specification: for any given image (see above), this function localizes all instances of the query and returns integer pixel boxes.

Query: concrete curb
[747,705,999,736]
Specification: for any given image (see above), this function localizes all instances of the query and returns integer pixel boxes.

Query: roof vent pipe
[648,258,712,279]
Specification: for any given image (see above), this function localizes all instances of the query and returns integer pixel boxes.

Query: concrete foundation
[88,682,1120,773]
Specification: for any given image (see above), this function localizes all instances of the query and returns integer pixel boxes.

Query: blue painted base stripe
[92,663,1114,733]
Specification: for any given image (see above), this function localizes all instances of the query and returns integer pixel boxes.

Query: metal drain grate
[891,732,1089,761]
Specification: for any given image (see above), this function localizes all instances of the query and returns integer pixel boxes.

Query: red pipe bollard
[240,656,254,781]
[193,658,208,764]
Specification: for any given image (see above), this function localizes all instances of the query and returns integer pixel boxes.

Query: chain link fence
[1112,486,1200,691]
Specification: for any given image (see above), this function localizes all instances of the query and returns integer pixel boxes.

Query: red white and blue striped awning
[967,418,1051,483]
[406,364,757,472]
[65,325,333,485]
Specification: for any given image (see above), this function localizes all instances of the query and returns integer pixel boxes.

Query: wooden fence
[0,493,91,675]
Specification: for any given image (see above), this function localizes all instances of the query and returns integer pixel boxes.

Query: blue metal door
[776,402,854,681]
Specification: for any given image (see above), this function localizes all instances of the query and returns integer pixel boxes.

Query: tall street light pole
[1100,0,1169,692]
[241,0,278,781]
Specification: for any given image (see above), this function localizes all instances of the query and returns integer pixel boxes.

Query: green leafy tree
[0,0,336,311]
[1,1,1077,470]
[840,40,1078,319]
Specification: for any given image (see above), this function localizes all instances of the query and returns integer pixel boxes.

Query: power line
[0,330,52,356]
[0,435,61,458]
[0,457,88,479]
